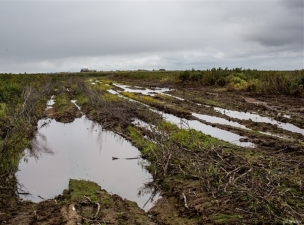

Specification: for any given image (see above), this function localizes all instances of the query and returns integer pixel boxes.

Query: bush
[179,70,190,83]
[190,72,203,82]
[217,77,226,87]
[226,75,248,90]
[0,83,22,102]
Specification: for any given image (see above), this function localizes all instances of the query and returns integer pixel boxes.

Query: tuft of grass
[54,92,70,109]
[0,103,6,117]
[101,93,124,102]
[211,213,243,224]
[127,126,156,155]
[67,179,100,202]
[75,94,89,105]
[121,92,160,105]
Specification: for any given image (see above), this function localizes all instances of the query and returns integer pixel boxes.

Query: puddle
[278,113,291,119]
[132,118,155,131]
[158,111,254,148]
[214,107,304,135]
[162,93,185,101]
[192,113,249,130]
[112,83,187,102]
[16,116,157,210]
[107,89,120,95]
[197,103,212,108]
[113,83,172,97]
[105,89,254,147]
[131,116,252,147]
[107,89,140,103]
[259,131,289,140]
[46,95,55,109]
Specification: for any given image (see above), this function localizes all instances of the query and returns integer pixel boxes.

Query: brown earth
[1,179,155,225]
[1,80,303,224]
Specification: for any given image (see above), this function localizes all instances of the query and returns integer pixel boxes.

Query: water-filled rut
[16,116,156,210]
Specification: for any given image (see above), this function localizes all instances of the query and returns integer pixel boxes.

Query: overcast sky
[0,0,303,73]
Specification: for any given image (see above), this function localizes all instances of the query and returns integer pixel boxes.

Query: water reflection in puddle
[16,116,157,210]
[106,89,254,147]
[214,107,304,135]
[132,118,155,132]
[259,131,289,140]
[107,89,121,95]
[159,111,254,148]
[46,95,55,109]
[192,113,249,130]
[113,83,186,101]
[113,83,172,96]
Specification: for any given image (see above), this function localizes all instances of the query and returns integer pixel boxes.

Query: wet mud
[103,79,304,224]
[2,179,155,225]
[3,77,304,224]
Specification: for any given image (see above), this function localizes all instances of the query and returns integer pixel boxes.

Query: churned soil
[1,79,303,224]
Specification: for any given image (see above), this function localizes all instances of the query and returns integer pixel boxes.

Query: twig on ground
[182,193,189,209]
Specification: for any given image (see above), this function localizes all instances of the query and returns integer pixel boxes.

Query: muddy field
[1,75,304,224]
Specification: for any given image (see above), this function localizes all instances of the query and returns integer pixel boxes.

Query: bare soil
[1,179,155,225]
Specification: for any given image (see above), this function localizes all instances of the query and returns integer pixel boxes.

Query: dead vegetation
[76,77,304,224]
[0,83,52,206]
[127,118,304,224]
[1,73,304,224]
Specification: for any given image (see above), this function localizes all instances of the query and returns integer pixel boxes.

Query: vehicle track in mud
[2,76,304,224]
[91,78,304,224]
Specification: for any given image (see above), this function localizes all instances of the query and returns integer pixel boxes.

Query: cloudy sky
[0,0,303,73]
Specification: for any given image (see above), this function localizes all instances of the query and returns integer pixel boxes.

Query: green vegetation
[178,68,304,96]
[63,179,154,224]
[81,68,304,96]
[0,74,52,172]
[126,118,304,223]
[1,69,303,224]
[120,91,192,119]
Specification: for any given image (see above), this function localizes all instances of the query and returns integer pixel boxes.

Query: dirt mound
[1,179,155,225]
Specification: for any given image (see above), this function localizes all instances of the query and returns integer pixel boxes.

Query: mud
[1,179,155,225]
[110,81,303,148]
[104,79,304,223]
[3,77,304,224]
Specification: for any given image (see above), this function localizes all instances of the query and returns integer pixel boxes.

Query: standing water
[16,116,156,210]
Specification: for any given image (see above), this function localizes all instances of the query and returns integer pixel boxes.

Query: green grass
[127,125,156,155]
[0,103,6,117]
[66,179,100,202]
[121,91,160,105]
[211,213,243,224]
[75,94,89,105]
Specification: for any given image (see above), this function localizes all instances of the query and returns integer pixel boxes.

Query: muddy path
[107,79,303,147]
[87,77,304,224]
[2,76,304,224]
[2,179,154,225]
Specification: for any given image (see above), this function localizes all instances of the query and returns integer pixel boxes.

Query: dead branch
[182,193,189,209]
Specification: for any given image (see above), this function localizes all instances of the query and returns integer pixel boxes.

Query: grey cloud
[0,2,210,62]
[240,1,303,50]
[0,0,302,73]
[244,26,302,48]
[280,0,303,10]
